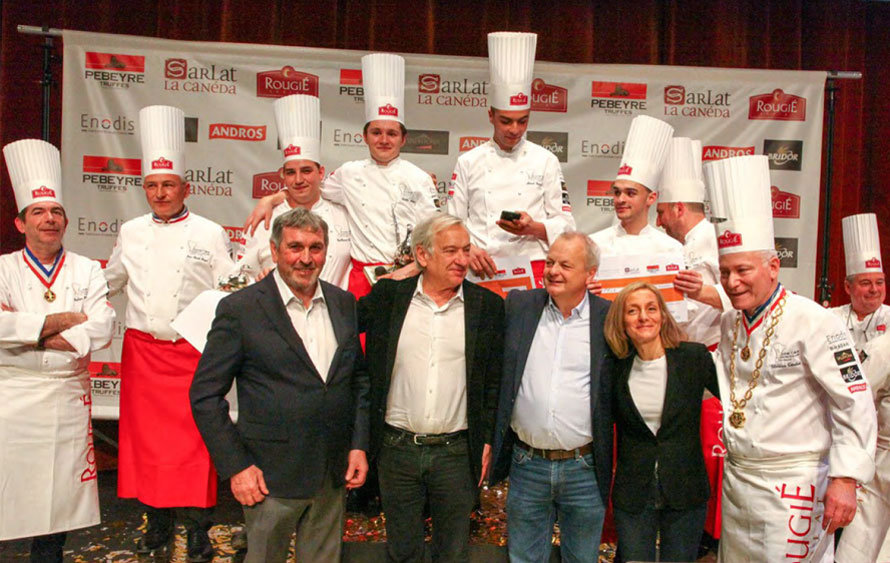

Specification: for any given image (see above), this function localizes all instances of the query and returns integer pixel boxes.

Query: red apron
[118,329,217,508]
[700,396,724,538]
[530,259,545,289]
[347,258,388,300]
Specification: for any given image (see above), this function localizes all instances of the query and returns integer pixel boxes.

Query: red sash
[117,329,217,508]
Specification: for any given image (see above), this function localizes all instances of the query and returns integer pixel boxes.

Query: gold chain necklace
[728,294,786,429]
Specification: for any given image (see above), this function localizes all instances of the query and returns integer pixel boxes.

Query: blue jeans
[613,502,707,562]
[506,444,605,563]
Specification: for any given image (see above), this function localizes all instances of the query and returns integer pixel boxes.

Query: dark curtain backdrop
[2,0,888,305]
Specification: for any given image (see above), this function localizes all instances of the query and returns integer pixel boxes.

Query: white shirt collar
[547,290,590,321]
[273,268,325,308]
[490,137,526,157]
[414,273,464,303]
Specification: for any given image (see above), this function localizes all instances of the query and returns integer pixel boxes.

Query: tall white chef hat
[704,154,774,256]
[842,213,883,276]
[3,139,63,212]
[488,32,537,111]
[660,137,705,203]
[139,105,185,178]
[362,53,405,125]
[274,94,321,166]
[616,115,674,191]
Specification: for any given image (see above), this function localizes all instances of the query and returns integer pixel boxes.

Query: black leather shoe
[186,528,215,562]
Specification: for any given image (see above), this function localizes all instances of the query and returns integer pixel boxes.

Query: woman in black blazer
[604,282,720,562]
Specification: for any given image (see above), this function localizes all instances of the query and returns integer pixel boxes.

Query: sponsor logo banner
[763,139,803,171]
[833,348,856,366]
[580,138,625,159]
[163,58,237,94]
[252,171,284,199]
[31,186,56,199]
[866,257,882,269]
[339,68,364,101]
[774,237,799,268]
[590,81,647,115]
[840,365,864,383]
[771,186,801,219]
[77,216,124,236]
[749,89,807,121]
[208,123,267,141]
[82,156,142,192]
[84,51,145,89]
[417,73,488,108]
[663,85,731,118]
[702,145,755,161]
[718,230,742,248]
[224,225,246,246]
[184,167,234,197]
[586,180,614,211]
[459,136,489,152]
[527,131,569,163]
[331,128,364,148]
[89,362,121,397]
[402,130,450,155]
[531,78,568,113]
[184,117,199,142]
[256,66,319,98]
[80,113,135,136]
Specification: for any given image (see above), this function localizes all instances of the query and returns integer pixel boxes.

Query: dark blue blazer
[190,275,369,499]
[490,288,614,503]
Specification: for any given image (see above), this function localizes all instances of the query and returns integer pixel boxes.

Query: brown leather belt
[515,438,593,461]
[384,424,467,446]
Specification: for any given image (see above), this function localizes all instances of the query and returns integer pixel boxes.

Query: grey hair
[553,231,599,269]
[758,249,778,265]
[411,213,466,270]
[270,207,329,248]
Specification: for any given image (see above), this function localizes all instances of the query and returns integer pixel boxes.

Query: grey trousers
[243,475,345,563]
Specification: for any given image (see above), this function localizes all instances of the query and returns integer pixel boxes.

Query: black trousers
[30,532,66,563]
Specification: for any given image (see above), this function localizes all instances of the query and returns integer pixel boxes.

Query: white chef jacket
[322,157,439,264]
[716,287,877,563]
[831,302,890,351]
[104,210,234,340]
[589,223,682,258]
[0,249,114,540]
[681,218,723,348]
[715,287,876,477]
[447,138,575,261]
[233,198,351,289]
[834,331,890,563]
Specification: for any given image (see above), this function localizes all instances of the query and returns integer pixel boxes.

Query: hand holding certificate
[596,251,688,322]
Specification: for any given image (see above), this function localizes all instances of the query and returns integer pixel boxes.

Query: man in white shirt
[234,94,350,288]
[0,139,114,563]
[706,155,876,562]
[490,232,614,563]
[358,214,504,561]
[589,115,681,259]
[448,32,575,287]
[104,105,233,561]
[831,213,888,351]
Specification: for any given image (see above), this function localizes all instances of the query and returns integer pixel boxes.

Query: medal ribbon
[742,284,785,335]
[22,245,66,293]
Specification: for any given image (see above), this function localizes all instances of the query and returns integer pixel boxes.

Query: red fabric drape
[2,0,887,307]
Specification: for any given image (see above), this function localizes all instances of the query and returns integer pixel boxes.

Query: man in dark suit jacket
[490,231,613,563]
[190,208,369,563]
[359,213,504,562]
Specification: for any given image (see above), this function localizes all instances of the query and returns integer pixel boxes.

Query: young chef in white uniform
[447,32,575,287]
[233,94,350,288]
[0,139,114,562]
[589,115,681,258]
[706,154,877,563]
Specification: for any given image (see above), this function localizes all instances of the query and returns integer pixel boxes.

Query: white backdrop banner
[60,30,826,418]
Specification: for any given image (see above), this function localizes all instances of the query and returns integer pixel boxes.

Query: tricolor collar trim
[743,283,785,334]
[151,206,189,224]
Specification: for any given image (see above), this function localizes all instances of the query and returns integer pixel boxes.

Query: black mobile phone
[500,210,521,222]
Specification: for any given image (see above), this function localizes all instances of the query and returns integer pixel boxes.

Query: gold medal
[740,346,751,361]
[44,289,56,303]
[729,410,746,429]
